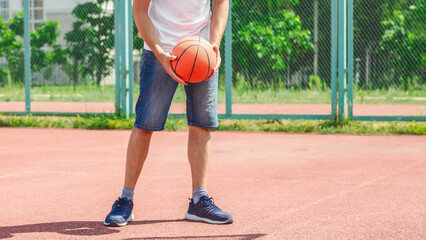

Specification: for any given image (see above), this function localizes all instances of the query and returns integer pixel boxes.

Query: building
[0,0,114,44]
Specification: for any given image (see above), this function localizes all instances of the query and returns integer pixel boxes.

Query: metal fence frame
[2,0,425,122]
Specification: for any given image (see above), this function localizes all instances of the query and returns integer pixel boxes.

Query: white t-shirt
[143,0,212,53]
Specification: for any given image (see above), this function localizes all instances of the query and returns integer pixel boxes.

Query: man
[103,0,232,226]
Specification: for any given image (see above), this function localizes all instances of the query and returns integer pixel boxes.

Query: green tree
[294,0,331,87]
[0,12,64,84]
[0,15,23,85]
[66,0,115,85]
[64,21,94,84]
[30,19,63,72]
[352,0,421,89]
[233,0,313,87]
[378,9,423,90]
[406,0,426,84]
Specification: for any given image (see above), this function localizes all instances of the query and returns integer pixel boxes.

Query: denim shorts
[134,50,219,131]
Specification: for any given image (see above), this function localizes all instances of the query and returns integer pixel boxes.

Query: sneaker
[185,196,233,224]
[104,197,134,227]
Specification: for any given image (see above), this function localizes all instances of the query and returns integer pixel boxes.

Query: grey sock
[121,187,134,200]
[192,188,208,204]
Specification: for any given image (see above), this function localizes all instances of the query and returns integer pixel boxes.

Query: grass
[1,114,425,135]
[355,86,426,105]
[1,83,425,105]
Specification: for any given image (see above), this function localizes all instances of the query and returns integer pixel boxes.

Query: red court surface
[0,128,425,239]
[1,102,426,116]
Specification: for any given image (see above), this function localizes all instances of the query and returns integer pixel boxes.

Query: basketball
[171,36,217,83]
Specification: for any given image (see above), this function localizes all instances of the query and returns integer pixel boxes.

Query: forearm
[210,0,229,48]
[132,0,186,85]
[133,0,164,57]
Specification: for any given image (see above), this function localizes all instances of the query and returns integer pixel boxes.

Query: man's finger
[174,76,187,85]
[211,45,221,72]
[214,57,221,72]
[168,68,187,85]
[163,52,187,85]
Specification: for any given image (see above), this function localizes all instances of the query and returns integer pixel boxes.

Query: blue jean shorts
[134,50,219,131]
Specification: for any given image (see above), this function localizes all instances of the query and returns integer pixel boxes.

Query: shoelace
[200,197,220,211]
[114,198,130,213]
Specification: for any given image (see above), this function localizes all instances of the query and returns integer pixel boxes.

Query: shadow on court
[1,221,265,240]
[122,234,267,240]
[0,221,117,239]
[0,219,185,239]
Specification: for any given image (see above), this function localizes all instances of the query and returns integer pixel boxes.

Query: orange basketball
[171,36,216,83]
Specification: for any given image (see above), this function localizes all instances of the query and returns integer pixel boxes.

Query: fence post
[120,0,126,117]
[347,0,354,118]
[24,0,31,114]
[338,0,347,120]
[225,0,232,116]
[114,0,121,114]
[117,0,133,119]
[127,0,133,118]
[331,0,338,120]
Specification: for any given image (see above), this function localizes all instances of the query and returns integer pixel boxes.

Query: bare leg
[124,128,153,190]
[187,126,211,189]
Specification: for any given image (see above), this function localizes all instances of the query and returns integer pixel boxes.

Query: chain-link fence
[228,0,331,116]
[0,0,332,117]
[1,0,425,119]
[0,0,121,113]
[0,0,25,107]
[352,0,426,117]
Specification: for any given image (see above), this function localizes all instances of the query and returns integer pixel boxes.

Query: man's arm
[210,0,229,72]
[133,0,186,85]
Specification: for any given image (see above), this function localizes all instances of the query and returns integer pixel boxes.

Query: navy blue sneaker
[185,196,233,224]
[104,197,134,227]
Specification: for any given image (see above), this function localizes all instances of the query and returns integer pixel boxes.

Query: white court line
[0,170,97,179]
[0,147,123,155]
[393,97,426,101]
[242,158,426,238]
[0,171,36,179]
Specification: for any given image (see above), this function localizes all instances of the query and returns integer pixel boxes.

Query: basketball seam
[199,45,211,81]
[173,39,200,50]
[187,37,201,83]
[174,45,197,74]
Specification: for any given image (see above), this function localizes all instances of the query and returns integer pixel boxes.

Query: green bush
[0,67,12,86]
[408,121,426,135]
[308,75,326,90]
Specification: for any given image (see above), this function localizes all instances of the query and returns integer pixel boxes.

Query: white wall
[45,0,114,45]
[8,0,90,13]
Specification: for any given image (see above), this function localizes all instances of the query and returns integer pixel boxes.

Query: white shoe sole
[104,212,134,227]
[185,213,233,224]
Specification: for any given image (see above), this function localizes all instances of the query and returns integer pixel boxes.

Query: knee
[189,126,210,140]
[133,127,153,137]
[189,125,210,133]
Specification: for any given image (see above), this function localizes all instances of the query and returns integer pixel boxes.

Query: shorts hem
[134,124,165,132]
[188,122,219,130]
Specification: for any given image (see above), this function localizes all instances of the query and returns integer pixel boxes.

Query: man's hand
[157,52,187,85]
[212,44,221,75]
